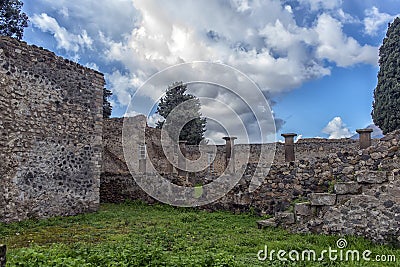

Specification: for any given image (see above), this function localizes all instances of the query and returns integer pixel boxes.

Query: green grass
[0,201,399,266]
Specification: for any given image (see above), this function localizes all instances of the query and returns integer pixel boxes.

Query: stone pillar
[223,137,237,173]
[178,141,187,177]
[281,133,297,162]
[356,128,373,149]
[0,244,5,267]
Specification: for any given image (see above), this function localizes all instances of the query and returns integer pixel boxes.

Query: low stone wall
[258,130,400,245]
[0,37,103,222]
[183,138,360,175]
[100,174,155,204]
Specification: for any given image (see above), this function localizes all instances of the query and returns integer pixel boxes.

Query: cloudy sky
[22,0,400,142]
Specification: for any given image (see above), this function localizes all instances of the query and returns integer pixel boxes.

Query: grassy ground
[0,201,399,266]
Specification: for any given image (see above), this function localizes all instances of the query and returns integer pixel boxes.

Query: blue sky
[20,0,400,142]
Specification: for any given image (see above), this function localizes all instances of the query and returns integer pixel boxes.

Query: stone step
[257,218,277,229]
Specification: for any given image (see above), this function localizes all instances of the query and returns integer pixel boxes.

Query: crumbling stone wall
[184,139,360,176]
[100,117,369,214]
[101,117,399,244]
[0,37,103,222]
[258,130,400,245]
[102,117,151,203]
[101,117,360,180]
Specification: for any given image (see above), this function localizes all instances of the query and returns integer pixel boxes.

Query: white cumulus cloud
[315,14,378,67]
[106,71,134,106]
[364,7,399,36]
[147,113,164,127]
[31,13,93,53]
[295,134,303,143]
[322,117,353,139]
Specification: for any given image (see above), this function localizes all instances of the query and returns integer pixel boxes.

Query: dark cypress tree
[372,17,400,134]
[103,87,112,118]
[156,81,206,145]
[0,0,28,40]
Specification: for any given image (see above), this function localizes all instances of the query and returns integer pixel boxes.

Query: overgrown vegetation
[0,202,399,266]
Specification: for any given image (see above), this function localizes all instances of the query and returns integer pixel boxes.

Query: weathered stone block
[257,218,277,229]
[294,202,312,216]
[309,193,336,206]
[334,182,361,195]
[336,195,352,204]
[275,212,295,225]
[356,171,388,184]
[294,202,314,222]
[342,166,354,174]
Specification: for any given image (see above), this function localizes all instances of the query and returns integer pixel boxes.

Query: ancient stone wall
[100,117,371,213]
[185,140,358,165]
[258,130,400,245]
[0,37,103,222]
[101,118,361,178]
[101,117,399,244]
[183,139,360,177]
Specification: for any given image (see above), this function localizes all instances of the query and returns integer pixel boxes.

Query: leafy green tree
[156,81,206,145]
[103,87,112,118]
[0,0,28,40]
[372,17,400,134]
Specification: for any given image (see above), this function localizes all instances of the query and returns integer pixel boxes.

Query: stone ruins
[1,37,399,246]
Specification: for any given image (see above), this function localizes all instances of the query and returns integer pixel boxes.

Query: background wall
[100,117,365,213]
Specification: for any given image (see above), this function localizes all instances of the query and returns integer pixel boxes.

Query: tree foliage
[156,81,206,145]
[0,0,28,40]
[103,88,112,118]
[372,17,400,134]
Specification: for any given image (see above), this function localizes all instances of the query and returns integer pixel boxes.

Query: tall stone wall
[0,37,103,222]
